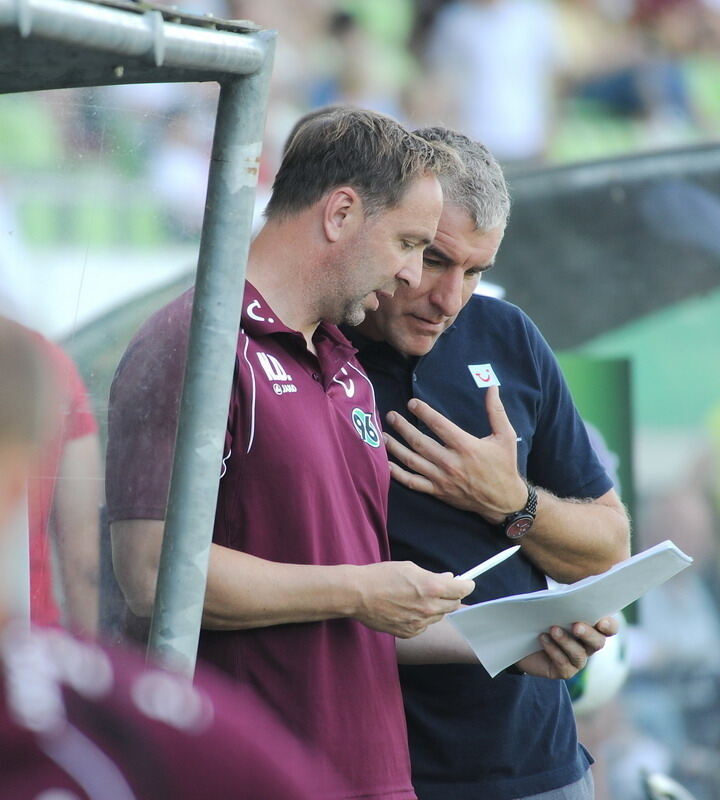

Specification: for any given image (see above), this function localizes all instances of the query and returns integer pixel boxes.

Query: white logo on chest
[332,367,355,398]
[257,352,297,395]
[257,352,292,382]
[467,363,500,389]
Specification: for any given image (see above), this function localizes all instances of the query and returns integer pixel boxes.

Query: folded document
[447,540,692,677]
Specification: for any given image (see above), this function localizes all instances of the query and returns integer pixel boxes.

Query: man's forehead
[433,211,504,256]
[436,203,477,234]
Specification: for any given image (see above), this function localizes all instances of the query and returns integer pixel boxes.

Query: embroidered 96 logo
[351,408,381,448]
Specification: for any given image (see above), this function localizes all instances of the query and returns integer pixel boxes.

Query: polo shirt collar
[241,282,297,337]
[343,326,417,373]
[241,282,357,369]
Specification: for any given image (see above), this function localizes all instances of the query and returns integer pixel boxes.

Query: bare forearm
[205,547,471,635]
[203,546,359,629]
[59,546,100,633]
[113,530,358,629]
[112,521,472,636]
[520,489,630,583]
[53,435,102,634]
[396,618,478,664]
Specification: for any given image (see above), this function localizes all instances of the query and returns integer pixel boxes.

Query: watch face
[505,514,534,540]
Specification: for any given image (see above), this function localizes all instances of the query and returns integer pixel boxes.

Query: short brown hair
[266,107,450,219]
[0,317,50,446]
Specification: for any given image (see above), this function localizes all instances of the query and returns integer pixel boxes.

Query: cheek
[462,283,476,306]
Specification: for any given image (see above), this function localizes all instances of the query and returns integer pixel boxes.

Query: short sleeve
[105,293,193,523]
[523,314,613,500]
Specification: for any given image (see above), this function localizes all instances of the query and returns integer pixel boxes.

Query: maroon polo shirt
[0,623,324,799]
[106,284,415,799]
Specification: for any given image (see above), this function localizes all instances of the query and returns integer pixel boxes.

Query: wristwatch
[503,482,537,540]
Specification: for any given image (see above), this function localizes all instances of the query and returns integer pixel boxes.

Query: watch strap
[503,482,537,540]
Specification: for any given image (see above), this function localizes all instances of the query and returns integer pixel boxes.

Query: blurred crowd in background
[4,0,720,245]
[1,2,720,799]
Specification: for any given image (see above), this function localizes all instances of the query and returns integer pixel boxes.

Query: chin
[397,337,434,358]
[342,306,367,327]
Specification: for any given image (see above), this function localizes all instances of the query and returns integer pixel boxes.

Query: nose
[429,269,464,317]
[396,251,424,290]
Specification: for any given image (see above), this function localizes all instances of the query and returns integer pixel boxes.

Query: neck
[353,316,380,342]
[247,218,324,346]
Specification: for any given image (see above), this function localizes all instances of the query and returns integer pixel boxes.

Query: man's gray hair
[413,127,510,232]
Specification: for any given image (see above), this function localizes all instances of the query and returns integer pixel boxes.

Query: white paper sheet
[447,540,693,677]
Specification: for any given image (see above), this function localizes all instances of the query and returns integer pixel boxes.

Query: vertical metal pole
[147,30,275,676]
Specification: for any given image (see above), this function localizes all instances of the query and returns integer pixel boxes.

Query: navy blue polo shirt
[347,295,612,800]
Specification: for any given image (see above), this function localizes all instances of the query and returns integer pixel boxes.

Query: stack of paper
[448,540,692,677]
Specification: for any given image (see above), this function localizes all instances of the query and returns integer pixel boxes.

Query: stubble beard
[331,240,373,327]
[340,296,369,327]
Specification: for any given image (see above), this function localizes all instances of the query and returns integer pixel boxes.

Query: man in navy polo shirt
[347,127,631,800]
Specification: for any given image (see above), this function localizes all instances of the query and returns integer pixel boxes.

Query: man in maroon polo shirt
[0,317,323,800]
[107,109,475,799]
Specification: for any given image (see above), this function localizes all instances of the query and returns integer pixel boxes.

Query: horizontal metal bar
[509,143,720,199]
[0,0,264,75]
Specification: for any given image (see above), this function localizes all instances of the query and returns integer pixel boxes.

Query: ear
[322,186,363,243]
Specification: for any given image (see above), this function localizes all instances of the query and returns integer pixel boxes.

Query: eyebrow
[401,234,434,249]
[424,244,495,271]
[423,244,452,263]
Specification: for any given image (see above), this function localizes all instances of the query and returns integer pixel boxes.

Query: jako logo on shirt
[467,363,500,389]
[257,352,297,395]
[351,408,381,448]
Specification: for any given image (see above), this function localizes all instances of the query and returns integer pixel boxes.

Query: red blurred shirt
[27,336,98,625]
[0,623,324,799]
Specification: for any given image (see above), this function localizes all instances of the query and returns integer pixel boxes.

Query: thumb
[485,385,516,439]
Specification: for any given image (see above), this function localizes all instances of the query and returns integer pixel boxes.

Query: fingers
[355,563,465,637]
[395,613,446,639]
[484,386,516,440]
[445,576,475,600]
[386,410,448,464]
[428,570,474,602]
[383,430,440,485]
[593,615,619,636]
[540,626,589,676]
[387,460,437,495]
[572,623,607,656]
[405,398,468,449]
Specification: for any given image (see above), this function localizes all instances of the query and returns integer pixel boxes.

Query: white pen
[455,545,521,581]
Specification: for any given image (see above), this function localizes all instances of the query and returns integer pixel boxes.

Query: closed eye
[466,265,492,278]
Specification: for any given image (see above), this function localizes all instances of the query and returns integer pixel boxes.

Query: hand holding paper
[447,540,692,677]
